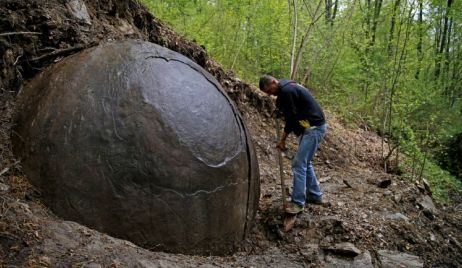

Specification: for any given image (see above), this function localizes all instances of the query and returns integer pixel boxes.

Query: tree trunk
[383,0,414,166]
[388,0,401,57]
[370,0,383,46]
[443,17,453,94]
[291,0,323,80]
[301,66,311,85]
[331,0,339,26]
[325,0,332,24]
[289,0,298,78]
[435,0,453,79]
[450,42,461,107]
[415,0,423,79]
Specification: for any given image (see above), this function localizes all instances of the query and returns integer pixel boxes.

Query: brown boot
[285,202,304,214]
[306,196,324,205]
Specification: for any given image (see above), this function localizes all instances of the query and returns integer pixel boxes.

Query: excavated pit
[11,40,259,255]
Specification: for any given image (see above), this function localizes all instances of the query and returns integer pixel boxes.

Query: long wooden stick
[275,117,287,209]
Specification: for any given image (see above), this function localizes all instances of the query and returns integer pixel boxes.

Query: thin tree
[290,0,324,80]
[289,0,298,78]
[435,0,453,79]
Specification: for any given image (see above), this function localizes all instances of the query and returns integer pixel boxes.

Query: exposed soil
[1,0,461,267]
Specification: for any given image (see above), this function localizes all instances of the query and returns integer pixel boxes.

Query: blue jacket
[276,79,325,136]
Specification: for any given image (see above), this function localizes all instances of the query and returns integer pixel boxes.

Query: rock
[118,19,137,35]
[386,213,409,222]
[12,40,260,255]
[352,250,374,268]
[377,179,392,188]
[82,263,102,268]
[0,182,10,192]
[377,250,424,268]
[383,190,392,196]
[324,235,334,243]
[323,242,361,257]
[65,0,92,25]
[324,250,373,268]
[417,195,438,216]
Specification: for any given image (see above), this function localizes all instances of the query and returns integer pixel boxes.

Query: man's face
[261,80,278,96]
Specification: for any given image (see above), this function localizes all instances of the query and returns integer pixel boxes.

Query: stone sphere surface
[13,40,259,255]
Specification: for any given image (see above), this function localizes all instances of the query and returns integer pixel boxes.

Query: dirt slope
[1,0,461,267]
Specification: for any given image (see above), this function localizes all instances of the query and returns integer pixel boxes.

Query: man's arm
[283,88,298,137]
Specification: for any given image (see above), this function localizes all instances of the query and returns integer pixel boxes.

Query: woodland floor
[1,0,461,267]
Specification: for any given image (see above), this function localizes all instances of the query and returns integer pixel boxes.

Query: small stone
[324,235,334,243]
[322,251,374,268]
[377,250,424,268]
[417,195,438,215]
[383,190,392,196]
[82,263,102,268]
[65,0,92,25]
[323,242,361,256]
[386,213,409,222]
[352,250,374,268]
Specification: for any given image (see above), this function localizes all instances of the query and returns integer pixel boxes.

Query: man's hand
[276,139,287,151]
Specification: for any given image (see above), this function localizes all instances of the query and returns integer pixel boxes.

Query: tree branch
[31,45,86,62]
[0,31,42,37]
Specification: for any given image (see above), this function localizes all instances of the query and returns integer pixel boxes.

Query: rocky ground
[1,0,461,267]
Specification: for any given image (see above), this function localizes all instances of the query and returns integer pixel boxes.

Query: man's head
[259,75,279,96]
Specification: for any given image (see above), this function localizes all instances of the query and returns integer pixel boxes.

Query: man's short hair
[259,75,274,91]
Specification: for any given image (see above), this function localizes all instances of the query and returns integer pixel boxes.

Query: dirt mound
[1,0,461,267]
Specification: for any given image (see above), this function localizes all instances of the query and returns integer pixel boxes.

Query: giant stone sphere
[12,40,260,255]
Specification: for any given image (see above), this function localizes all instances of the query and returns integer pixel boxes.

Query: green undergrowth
[401,157,462,204]
[322,101,460,203]
[326,100,461,203]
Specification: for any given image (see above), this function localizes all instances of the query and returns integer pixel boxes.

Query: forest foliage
[142,0,462,201]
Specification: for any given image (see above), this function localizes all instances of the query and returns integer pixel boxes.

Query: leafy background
[142,0,461,202]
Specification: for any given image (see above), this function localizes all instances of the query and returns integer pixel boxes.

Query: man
[259,75,327,214]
